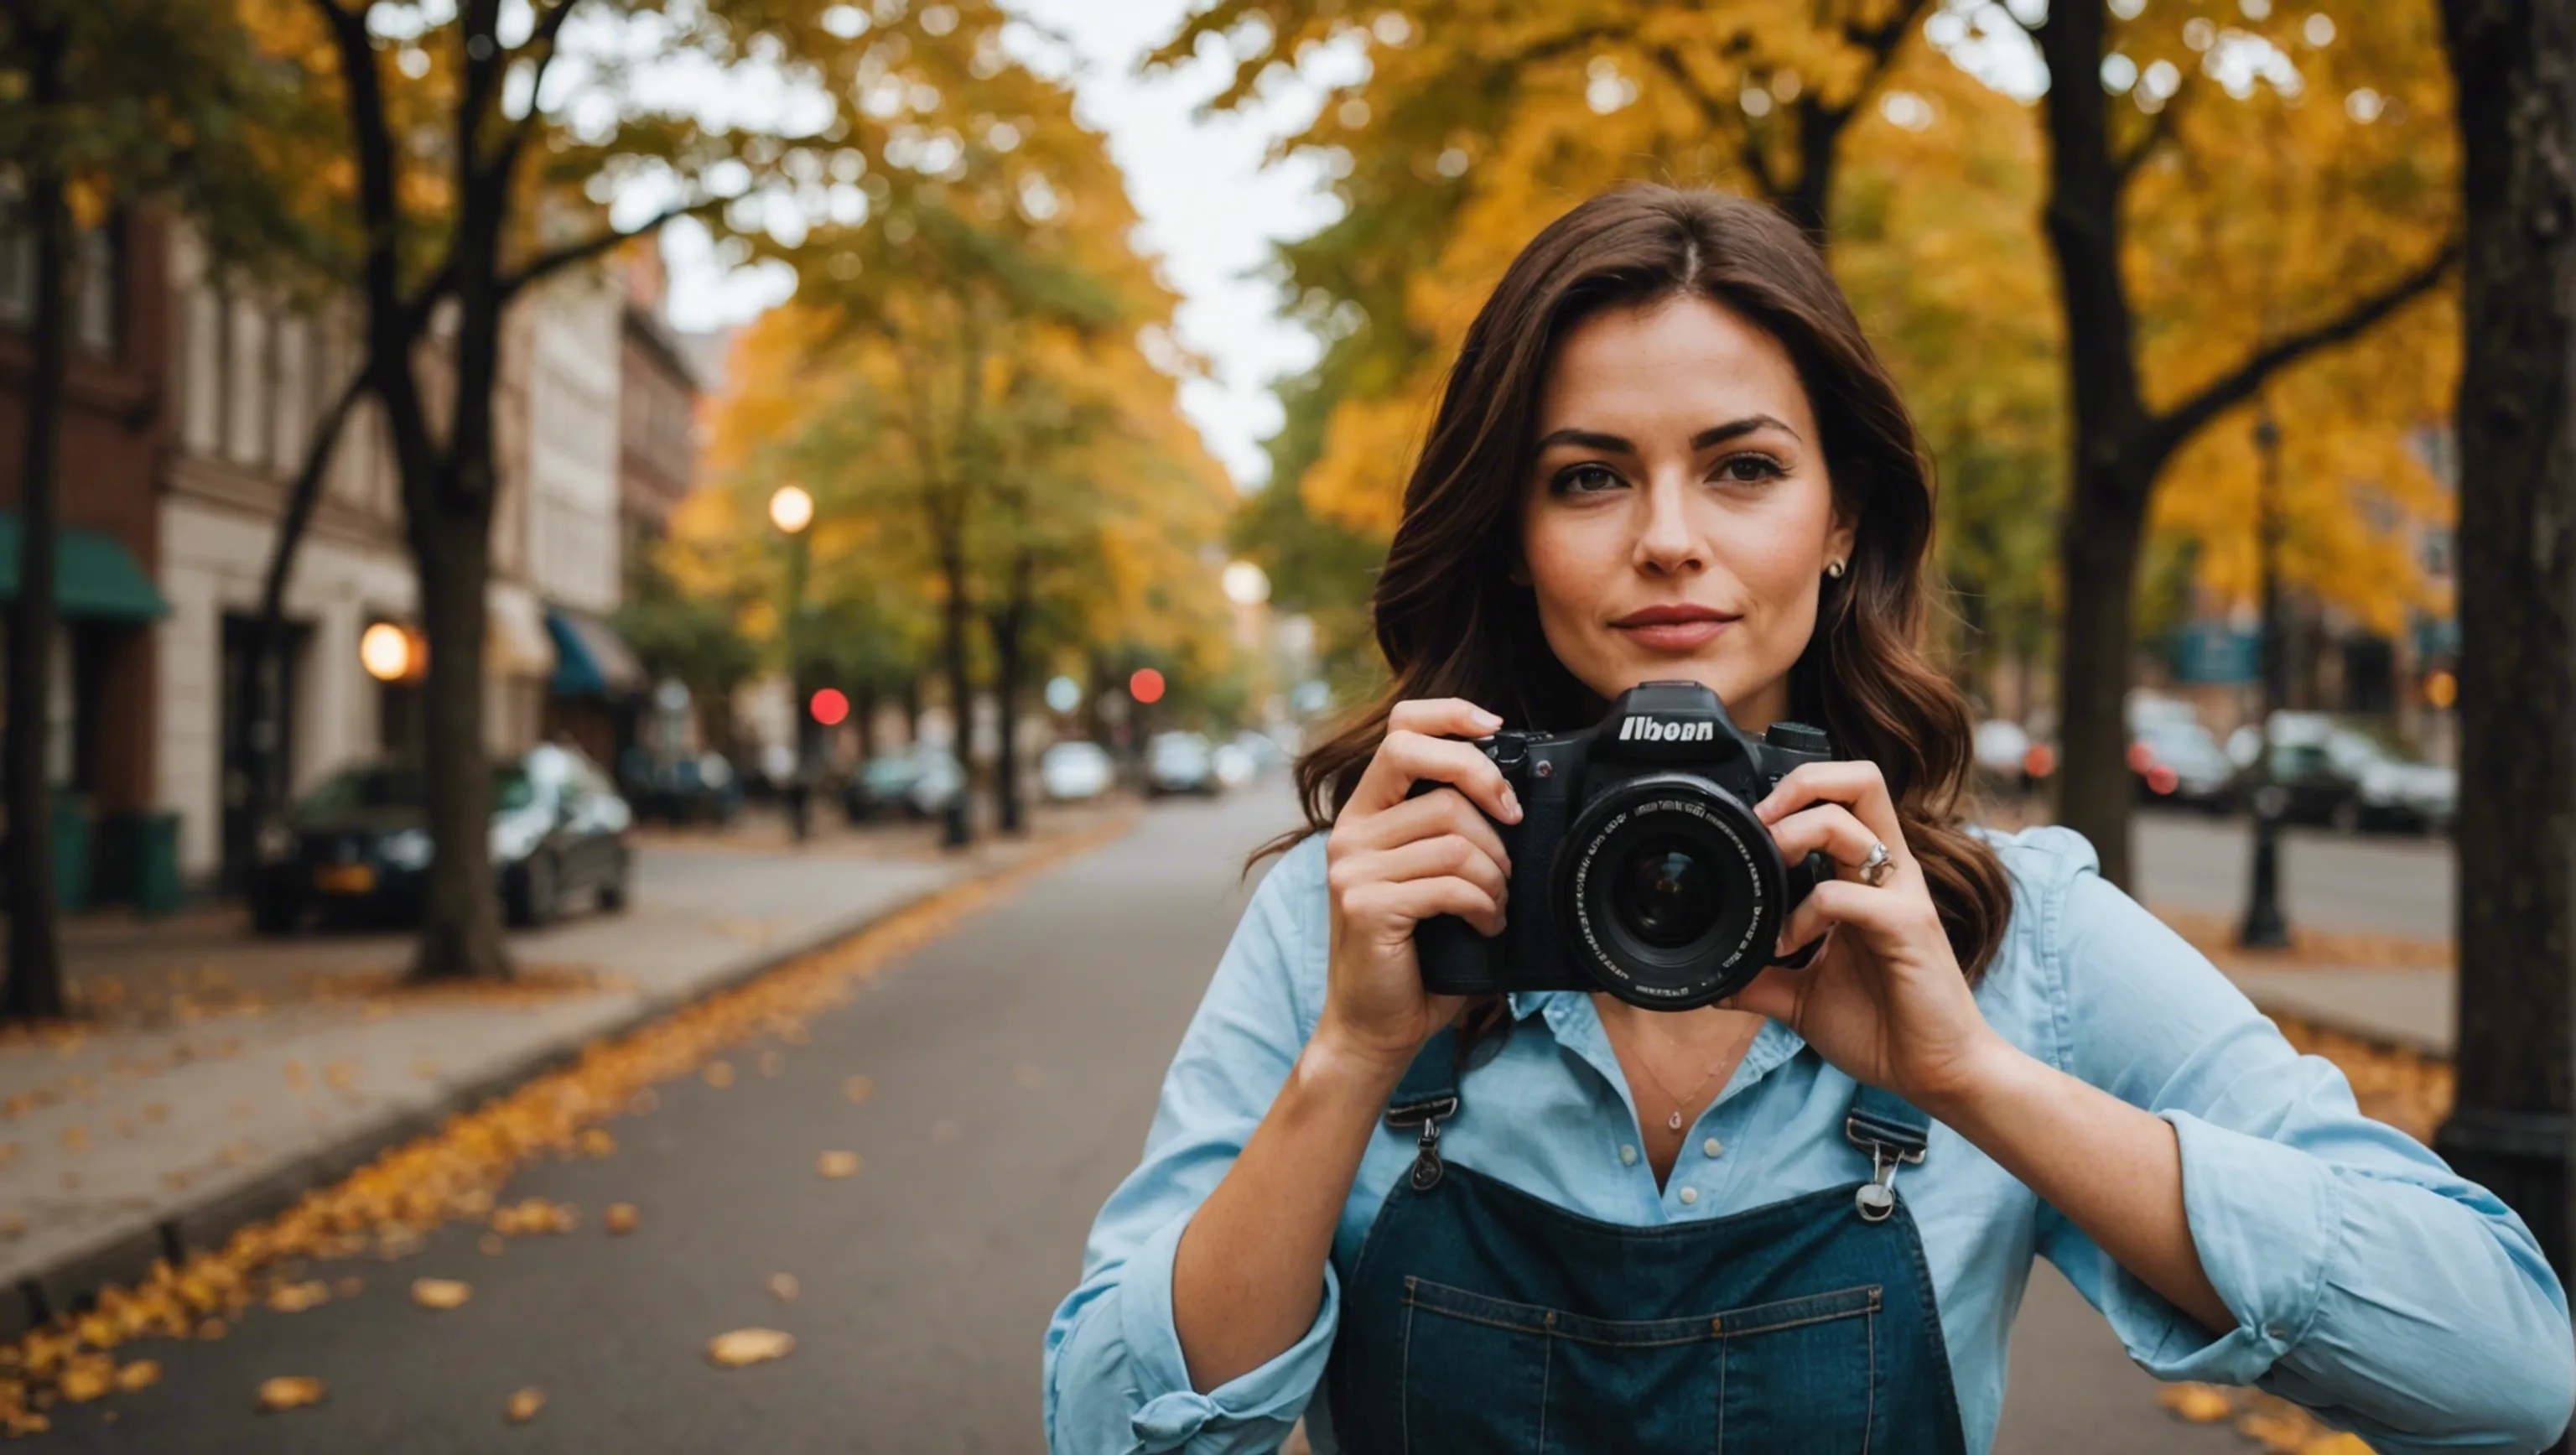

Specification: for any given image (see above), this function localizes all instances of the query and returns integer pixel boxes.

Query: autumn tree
[0,0,314,1018]
[2021,0,2459,885]
[2434,0,2576,1293]
[244,0,1087,978]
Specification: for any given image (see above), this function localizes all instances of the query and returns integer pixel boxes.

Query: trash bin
[98,811,182,917]
[49,790,93,914]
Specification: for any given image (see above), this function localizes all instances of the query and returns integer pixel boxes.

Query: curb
[3,818,1131,1339]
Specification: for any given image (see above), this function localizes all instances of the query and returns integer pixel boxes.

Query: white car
[1040,741,1116,803]
[1146,732,1218,797]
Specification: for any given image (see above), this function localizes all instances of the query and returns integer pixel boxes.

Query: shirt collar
[1505,989,1810,1104]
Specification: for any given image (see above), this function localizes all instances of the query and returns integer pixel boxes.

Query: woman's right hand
[1315,698,1524,1077]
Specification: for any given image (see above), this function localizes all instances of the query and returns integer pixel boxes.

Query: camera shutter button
[1765,721,1831,755]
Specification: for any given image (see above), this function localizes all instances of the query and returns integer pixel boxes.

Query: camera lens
[1614,838,1722,949]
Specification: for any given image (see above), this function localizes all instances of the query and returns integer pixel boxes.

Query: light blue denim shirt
[1044,826,2574,1453]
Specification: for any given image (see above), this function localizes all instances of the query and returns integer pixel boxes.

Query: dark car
[251,744,634,934]
[620,748,743,826]
[2129,720,2237,813]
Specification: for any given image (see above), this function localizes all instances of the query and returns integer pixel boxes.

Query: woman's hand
[1724,761,2015,1113]
[1314,698,1523,1078]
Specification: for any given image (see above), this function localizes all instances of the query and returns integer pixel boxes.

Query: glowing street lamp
[768,483,815,535]
[360,622,416,683]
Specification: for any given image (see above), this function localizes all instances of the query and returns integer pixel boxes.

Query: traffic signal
[810,688,850,726]
[1129,668,1166,705]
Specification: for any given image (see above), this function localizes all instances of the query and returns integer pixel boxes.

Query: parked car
[2228,713,2453,834]
[1039,740,1116,803]
[1971,720,2054,798]
[2129,720,2237,812]
[841,746,969,823]
[1213,741,1258,790]
[621,749,741,826]
[252,743,633,934]
[1145,732,1219,798]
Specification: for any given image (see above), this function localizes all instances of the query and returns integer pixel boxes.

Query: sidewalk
[0,802,1130,1335]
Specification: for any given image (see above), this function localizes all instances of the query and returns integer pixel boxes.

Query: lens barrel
[1557,775,1783,1009]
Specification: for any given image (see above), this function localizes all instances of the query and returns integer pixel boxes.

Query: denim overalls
[1322,1026,1970,1453]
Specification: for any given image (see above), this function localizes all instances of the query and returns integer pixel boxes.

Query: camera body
[1414,681,1837,1011]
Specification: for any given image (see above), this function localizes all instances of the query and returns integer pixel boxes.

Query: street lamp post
[770,484,815,844]
[2238,413,2291,949]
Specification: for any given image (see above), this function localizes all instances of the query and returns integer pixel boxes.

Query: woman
[1043,186,2573,1454]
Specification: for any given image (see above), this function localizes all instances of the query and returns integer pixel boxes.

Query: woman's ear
[1825,504,1859,578]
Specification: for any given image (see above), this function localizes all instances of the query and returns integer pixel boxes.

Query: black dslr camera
[1413,681,1838,1011]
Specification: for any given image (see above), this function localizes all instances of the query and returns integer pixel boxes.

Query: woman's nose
[1632,479,1705,575]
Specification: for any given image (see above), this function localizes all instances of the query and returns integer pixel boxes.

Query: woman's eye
[1716,454,1786,484]
[1554,463,1625,495]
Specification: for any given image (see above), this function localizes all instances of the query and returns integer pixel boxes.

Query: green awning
[0,512,167,622]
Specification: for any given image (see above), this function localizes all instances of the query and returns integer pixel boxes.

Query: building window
[0,195,122,360]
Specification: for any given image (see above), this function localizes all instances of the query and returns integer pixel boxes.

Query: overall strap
[1843,1082,1932,1224]
[1384,1026,1463,1191]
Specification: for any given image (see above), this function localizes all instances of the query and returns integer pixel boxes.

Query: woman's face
[1517,294,1854,734]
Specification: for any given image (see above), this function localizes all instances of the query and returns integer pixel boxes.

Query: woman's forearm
[1929,1043,2234,1335]
[1171,1033,1408,1393]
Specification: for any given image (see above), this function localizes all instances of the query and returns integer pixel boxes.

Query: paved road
[26,787,2236,1452]
[2132,807,2450,941]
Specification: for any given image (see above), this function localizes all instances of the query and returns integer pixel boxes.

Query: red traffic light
[1128,668,1166,705]
[810,688,849,726]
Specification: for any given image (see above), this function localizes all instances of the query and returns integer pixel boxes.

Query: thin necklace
[1632,1021,1761,1133]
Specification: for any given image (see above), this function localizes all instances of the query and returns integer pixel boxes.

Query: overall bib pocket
[1397,1276,1883,1455]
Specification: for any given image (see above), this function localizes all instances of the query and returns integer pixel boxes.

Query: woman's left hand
[1724,762,2012,1112]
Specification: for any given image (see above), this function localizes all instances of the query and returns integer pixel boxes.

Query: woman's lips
[1610,609,1737,652]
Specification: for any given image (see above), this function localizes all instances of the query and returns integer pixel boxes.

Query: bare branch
[486,0,585,193]
[2142,236,2462,466]
[496,195,724,301]
[2114,88,2188,187]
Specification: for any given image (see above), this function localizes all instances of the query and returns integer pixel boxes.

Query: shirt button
[1703,1138,1724,1158]
[1678,1187,1699,1205]
[1618,1144,1638,1167]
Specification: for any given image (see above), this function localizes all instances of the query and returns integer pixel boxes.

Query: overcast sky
[659,1,1353,491]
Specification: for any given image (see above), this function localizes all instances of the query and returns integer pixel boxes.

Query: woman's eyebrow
[1534,414,1802,455]
[1690,413,1801,449]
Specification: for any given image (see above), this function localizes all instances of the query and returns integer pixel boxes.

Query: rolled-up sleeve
[2029,839,2573,1452]
[1044,838,1336,1453]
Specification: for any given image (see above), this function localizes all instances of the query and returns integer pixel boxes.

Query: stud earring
[1826,559,1847,579]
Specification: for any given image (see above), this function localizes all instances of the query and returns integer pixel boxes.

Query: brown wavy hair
[1270,184,2014,1015]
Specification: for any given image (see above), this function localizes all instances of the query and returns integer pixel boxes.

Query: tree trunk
[2034,0,2153,889]
[4,39,72,1023]
[2053,476,2148,886]
[2438,0,2576,1300]
[852,682,878,763]
[242,371,369,845]
[986,552,1032,836]
[407,477,511,980]
[937,535,975,847]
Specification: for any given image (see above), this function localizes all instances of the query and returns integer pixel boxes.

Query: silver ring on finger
[1854,840,1894,887]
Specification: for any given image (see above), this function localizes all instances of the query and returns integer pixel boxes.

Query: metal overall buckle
[1844,1109,1925,1224]
[1384,1094,1459,1191]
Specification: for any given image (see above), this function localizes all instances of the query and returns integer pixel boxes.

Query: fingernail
[1473,707,1503,729]
[1503,787,1524,823]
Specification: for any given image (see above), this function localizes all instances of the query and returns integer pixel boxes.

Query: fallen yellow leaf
[603,1203,639,1235]
[257,1375,325,1411]
[579,1128,616,1157]
[335,1276,364,1298]
[410,1278,472,1310]
[196,1318,227,1341]
[115,1359,158,1392]
[768,1273,799,1302]
[816,1151,860,1179]
[56,1358,112,1403]
[707,1328,794,1368]
[703,1061,735,1089]
[479,1234,506,1256]
[2160,1383,2236,1423]
[506,1386,544,1423]
[267,1281,330,1313]
[844,1075,874,1104]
